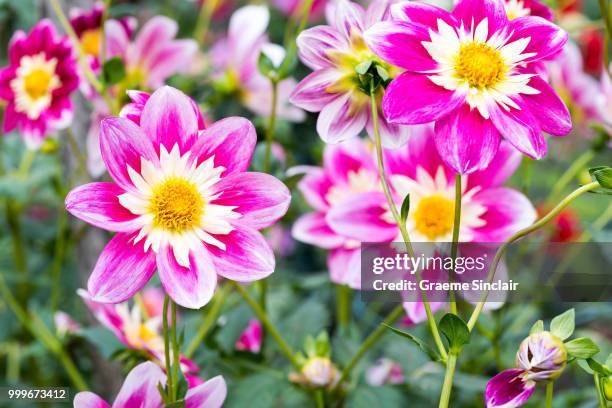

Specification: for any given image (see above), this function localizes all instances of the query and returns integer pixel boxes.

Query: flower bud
[603,376,612,401]
[516,331,567,382]
[290,357,339,388]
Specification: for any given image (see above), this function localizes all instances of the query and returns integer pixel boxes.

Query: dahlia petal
[87,233,157,304]
[508,16,568,63]
[144,40,198,88]
[208,224,275,282]
[367,109,411,148]
[403,300,446,325]
[229,5,269,66]
[296,168,333,211]
[132,16,178,66]
[100,117,158,192]
[382,73,465,124]
[316,93,368,143]
[390,2,457,27]
[326,192,397,242]
[290,68,344,112]
[185,376,227,408]
[452,0,508,34]
[292,212,345,249]
[190,117,256,175]
[157,242,217,309]
[211,172,291,230]
[140,86,199,152]
[323,138,377,184]
[297,26,348,70]
[333,0,366,39]
[467,142,522,189]
[485,369,535,408]
[66,183,141,232]
[490,103,546,159]
[112,362,166,408]
[104,19,130,58]
[77,289,127,344]
[328,247,361,289]
[73,392,110,408]
[521,77,571,135]
[471,188,537,242]
[434,104,501,174]
[364,21,437,72]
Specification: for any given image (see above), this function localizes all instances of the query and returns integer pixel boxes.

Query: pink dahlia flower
[500,0,554,20]
[235,319,263,353]
[0,20,79,148]
[66,86,291,309]
[210,5,305,122]
[73,361,226,408]
[292,138,394,288]
[290,0,411,147]
[485,331,567,407]
[364,0,572,173]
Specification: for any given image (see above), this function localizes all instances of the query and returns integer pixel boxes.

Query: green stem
[263,79,279,173]
[369,83,447,361]
[279,0,314,76]
[231,282,301,370]
[194,0,219,47]
[449,174,462,315]
[467,181,601,331]
[314,389,324,408]
[334,305,404,389]
[185,284,231,358]
[171,301,179,400]
[336,284,352,328]
[595,373,607,408]
[49,202,67,310]
[438,352,458,408]
[162,295,174,400]
[545,382,554,408]
[546,150,595,204]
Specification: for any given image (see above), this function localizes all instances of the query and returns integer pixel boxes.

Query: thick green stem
[185,284,231,358]
[467,181,601,331]
[336,284,352,328]
[438,352,458,408]
[231,282,301,370]
[162,295,174,400]
[314,389,324,408]
[545,382,554,408]
[263,79,279,173]
[547,150,595,204]
[449,174,462,315]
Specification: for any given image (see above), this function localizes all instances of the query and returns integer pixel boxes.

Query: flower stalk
[449,174,462,315]
[263,78,279,173]
[185,284,231,358]
[162,295,174,400]
[545,382,554,408]
[336,284,352,328]
[439,352,458,408]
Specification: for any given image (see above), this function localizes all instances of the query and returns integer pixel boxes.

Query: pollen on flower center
[149,177,204,232]
[81,29,102,56]
[455,42,506,89]
[23,68,53,100]
[413,195,455,240]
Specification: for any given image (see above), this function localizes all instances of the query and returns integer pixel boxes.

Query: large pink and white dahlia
[66,86,291,309]
[364,0,572,173]
[290,0,411,147]
[0,20,79,147]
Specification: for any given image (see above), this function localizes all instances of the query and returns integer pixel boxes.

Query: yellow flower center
[23,68,53,100]
[413,195,455,240]
[149,177,203,232]
[455,42,506,89]
[81,29,102,56]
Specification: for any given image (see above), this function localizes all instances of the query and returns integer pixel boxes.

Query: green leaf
[565,338,600,359]
[439,314,470,352]
[606,352,612,369]
[383,324,441,362]
[591,167,612,189]
[529,320,544,335]
[257,51,277,79]
[400,194,410,226]
[355,60,373,75]
[375,65,390,82]
[587,358,612,376]
[550,308,575,340]
[102,57,126,86]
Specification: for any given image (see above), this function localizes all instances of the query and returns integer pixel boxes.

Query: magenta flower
[292,138,394,288]
[73,362,226,408]
[235,319,263,353]
[66,86,291,309]
[366,358,404,386]
[290,0,411,147]
[0,20,79,148]
[485,331,567,408]
[501,0,553,20]
[210,5,305,122]
[364,0,572,173]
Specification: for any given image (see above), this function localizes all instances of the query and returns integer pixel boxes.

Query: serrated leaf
[550,308,575,340]
[529,320,544,335]
[400,194,410,226]
[102,57,126,86]
[565,338,600,359]
[383,324,441,362]
[587,358,612,376]
[439,314,470,352]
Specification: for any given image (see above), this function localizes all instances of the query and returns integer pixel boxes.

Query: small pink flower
[235,319,263,353]
[0,20,79,148]
[209,5,305,122]
[73,362,226,408]
[366,358,404,386]
[290,0,411,147]
[66,86,291,309]
[54,311,81,336]
[365,0,572,173]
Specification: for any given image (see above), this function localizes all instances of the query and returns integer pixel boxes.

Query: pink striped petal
[99,117,158,192]
[113,362,166,408]
[328,247,361,289]
[326,192,397,242]
[73,392,110,408]
[297,26,348,70]
[144,40,197,88]
[290,68,344,112]
[467,142,522,189]
[508,16,567,63]
[382,73,465,124]
[317,93,368,143]
[104,19,129,59]
[140,86,199,153]
[490,103,546,159]
[367,108,411,148]
[485,369,535,408]
[77,289,128,345]
[185,376,227,408]
[190,117,256,176]
[391,2,457,27]
[297,168,333,212]
[521,77,571,136]
[132,16,178,66]
[434,104,501,174]
[323,138,377,184]
[157,242,217,309]
[452,0,508,34]
[66,182,140,232]
[292,212,345,249]
[87,233,156,304]
[211,172,291,230]
[209,224,275,282]
[332,0,366,39]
